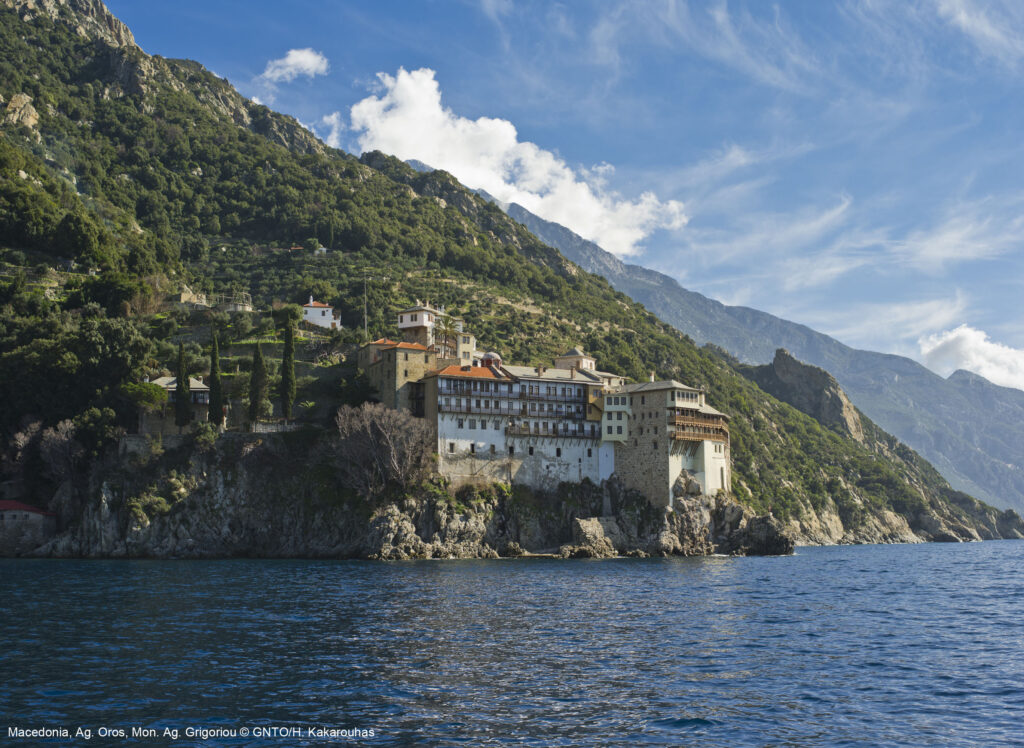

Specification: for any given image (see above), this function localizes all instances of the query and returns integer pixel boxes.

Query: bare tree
[39,420,84,483]
[3,419,42,479]
[335,403,434,498]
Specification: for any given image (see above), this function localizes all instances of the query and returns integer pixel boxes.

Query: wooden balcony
[670,415,729,442]
[506,424,600,440]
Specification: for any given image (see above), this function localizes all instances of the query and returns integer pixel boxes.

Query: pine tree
[279,322,295,421]
[174,341,191,431]
[208,333,223,428]
[248,342,266,429]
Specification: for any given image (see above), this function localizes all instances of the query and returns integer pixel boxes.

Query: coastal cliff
[30,434,792,560]
[739,349,1024,545]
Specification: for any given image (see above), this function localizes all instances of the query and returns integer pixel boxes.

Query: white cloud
[348,67,687,256]
[920,324,1024,390]
[656,0,820,93]
[260,48,330,83]
[479,0,512,24]
[813,291,969,351]
[319,112,345,149]
[934,0,1024,66]
[680,195,853,265]
[890,197,1024,270]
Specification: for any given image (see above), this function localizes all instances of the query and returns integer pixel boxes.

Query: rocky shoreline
[28,472,794,561]
[6,434,1021,560]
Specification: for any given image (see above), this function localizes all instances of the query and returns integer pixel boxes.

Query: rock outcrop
[26,436,794,560]
[3,93,38,129]
[2,0,136,49]
[745,349,864,442]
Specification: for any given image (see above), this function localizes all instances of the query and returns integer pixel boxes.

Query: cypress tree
[174,341,191,431]
[279,321,296,421]
[248,342,266,429]
[208,333,223,428]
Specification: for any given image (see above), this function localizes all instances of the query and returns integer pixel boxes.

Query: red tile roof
[304,301,332,308]
[433,365,506,379]
[393,342,429,350]
[367,338,397,346]
[0,500,55,516]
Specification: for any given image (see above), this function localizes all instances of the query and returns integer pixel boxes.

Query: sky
[105,0,1024,391]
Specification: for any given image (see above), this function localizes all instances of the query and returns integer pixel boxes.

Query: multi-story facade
[422,353,612,490]
[397,301,477,363]
[610,381,731,508]
[359,339,436,413]
[360,308,732,507]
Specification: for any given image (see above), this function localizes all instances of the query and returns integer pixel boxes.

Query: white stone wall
[436,410,608,490]
[303,306,336,329]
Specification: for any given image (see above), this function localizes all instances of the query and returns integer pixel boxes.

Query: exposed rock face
[1,0,137,49]
[2,0,325,156]
[746,349,864,442]
[25,438,794,560]
[14,432,1020,559]
[3,93,38,129]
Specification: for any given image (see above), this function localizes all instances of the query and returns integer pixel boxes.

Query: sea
[2,541,1022,746]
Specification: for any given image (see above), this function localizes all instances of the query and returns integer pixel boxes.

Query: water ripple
[2,542,1023,746]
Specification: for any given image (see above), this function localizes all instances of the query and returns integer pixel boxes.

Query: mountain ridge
[1,0,1019,549]
[495,200,1024,513]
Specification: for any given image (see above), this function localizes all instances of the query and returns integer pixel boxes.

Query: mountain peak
[3,0,137,49]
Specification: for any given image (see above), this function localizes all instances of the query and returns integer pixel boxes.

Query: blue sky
[106,0,1024,389]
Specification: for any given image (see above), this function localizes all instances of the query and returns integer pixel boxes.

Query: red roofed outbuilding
[0,500,57,556]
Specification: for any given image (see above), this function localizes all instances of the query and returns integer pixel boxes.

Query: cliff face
[2,0,136,49]
[29,435,793,559]
[1,0,326,155]
[738,350,1024,545]
[747,349,865,442]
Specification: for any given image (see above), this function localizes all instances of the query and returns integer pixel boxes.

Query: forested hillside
[0,0,1018,542]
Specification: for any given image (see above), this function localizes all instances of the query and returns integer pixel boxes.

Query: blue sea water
[2,542,1023,747]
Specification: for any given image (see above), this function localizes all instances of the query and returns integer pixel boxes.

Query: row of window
[448,443,595,459]
[168,392,210,404]
[400,312,433,323]
[444,398,585,416]
[523,384,584,397]
[440,380,511,394]
[456,418,502,430]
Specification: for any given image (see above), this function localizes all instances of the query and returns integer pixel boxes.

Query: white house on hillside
[303,296,341,330]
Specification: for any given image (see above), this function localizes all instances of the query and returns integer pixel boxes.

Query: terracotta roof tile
[0,500,55,516]
[431,365,507,379]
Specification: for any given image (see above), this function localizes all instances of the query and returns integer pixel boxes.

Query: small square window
[448,443,455,453]
[529,446,534,456]
[509,446,515,456]
[556,448,562,457]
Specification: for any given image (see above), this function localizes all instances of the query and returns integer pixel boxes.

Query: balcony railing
[670,414,729,442]
[439,402,517,415]
[438,386,512,398]
[518,389,587,403]
[506,424,600,440]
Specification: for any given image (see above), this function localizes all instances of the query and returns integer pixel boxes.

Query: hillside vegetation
[0,0,1017,541]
